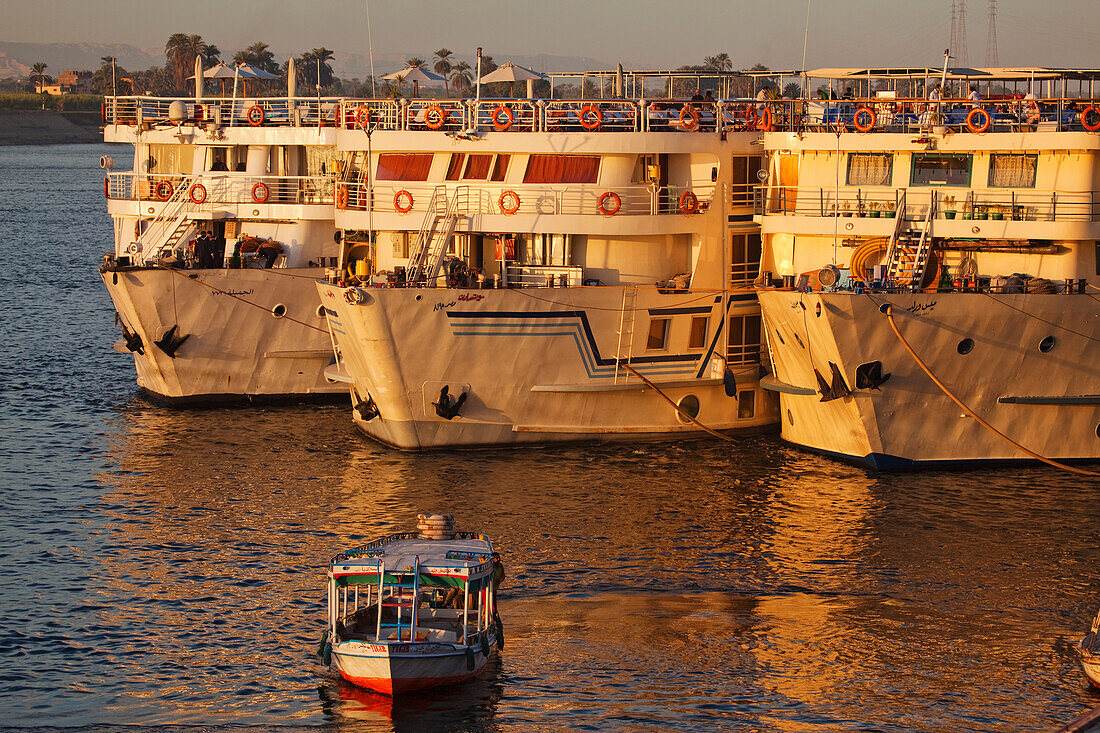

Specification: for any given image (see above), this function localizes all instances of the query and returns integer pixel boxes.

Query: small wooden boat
[1080,609,1100,689]
[321,514,503,695]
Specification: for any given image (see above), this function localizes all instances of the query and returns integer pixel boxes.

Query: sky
[7,0,1099,73]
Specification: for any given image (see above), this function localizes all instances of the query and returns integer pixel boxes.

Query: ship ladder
[422,187,466,284]
[138,175,199,264]
[885,203,933,291]
[614,286,639,384]
[406,186,448,283]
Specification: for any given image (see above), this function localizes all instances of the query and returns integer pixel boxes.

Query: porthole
[272,303,287,319]
[775,329,785,345]
[676,394,700,424]
[793,332,805,349]
[1096,423,1100,439]
[1038,336,1056,353]
[415,294,423,301]
[957,338,974,355]
[316,304,327,318]
[786,408,794,425]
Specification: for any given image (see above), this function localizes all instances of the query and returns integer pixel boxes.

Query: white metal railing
[107,173,334,206]
[338,181,717,217]
[104,96,345,128]
[755,185,1100,222]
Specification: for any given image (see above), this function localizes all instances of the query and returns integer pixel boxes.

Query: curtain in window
[490,154,510,182]
[847,153,892,186]
[445,153,465,180]
[376,153,433,181]
[523,155,600,183]
[989,154,1037,188]
[464,154,492,179]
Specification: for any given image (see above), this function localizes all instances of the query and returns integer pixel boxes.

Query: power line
[986,0,999,67]
[956,0,969,67]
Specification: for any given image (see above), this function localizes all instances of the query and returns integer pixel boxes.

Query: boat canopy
[329,533,495,589]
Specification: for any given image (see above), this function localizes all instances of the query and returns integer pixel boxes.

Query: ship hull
[320,283,778,450]
[332,643,493,696]
[104,267,343,403]
[757,290,1100,469]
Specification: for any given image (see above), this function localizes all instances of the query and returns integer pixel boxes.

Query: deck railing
[106,173,334,205]
[104,96,345,127]
[754,186,1100,222]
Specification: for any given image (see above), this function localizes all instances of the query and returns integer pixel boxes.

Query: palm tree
[165,33,213,91]
[708,53,733,72]
[298,48,336,89]
[233,41,278,73]
[450,61,472,94]
[406,57,426,69]
[30,62,49,92]
[434,48,453,93]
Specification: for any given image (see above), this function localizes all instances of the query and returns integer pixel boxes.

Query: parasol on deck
[382,65,446,97]
[478,62,548,98]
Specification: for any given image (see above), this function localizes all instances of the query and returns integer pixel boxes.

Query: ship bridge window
[988,154,1037,188]
[911,154,972,187]
[846,153,893,186]
[646,318,670,350]
[377,153,433,181]
[446,153,511,181]
[523,155,600,184]
[727,314,761,365]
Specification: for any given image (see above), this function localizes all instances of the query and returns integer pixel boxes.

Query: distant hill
[0,41,162,77]
[329,51,613,78]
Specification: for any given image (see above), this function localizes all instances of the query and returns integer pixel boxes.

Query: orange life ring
[744,107,758,128]
[103,177,109,199]
[251,182,269,203]
[155,181,174,201]
[246,105,265,127]
[597,191,621,216]
[578,105,602,130]
[188,183,207,204]
[756,107,773,131]
[679,190,699,215]
[100,102,106,124]
[355,104,371,129]
[679,105,700,131]
[394,190,414,213]
[853,106,876,132]
[1080,105,1100,131]
[966,107,991,133]
[336,186,348,210]
[492,104,514,131]
[498,190,521,215]
[425,105,446,130]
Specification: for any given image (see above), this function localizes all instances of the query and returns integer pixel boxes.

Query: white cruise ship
[753,67,1100,470]
[100,94,345,403]
[318,72,779,448]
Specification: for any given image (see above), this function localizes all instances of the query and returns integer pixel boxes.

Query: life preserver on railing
[246,105,265,127]
[744,107,758,129]
[336,186,348,210]
[679,190,699,215]
[251,182,270,204]
[194,104,204,122]
[966,107,991,133]
[1080,105,1100,131]
[155,181,174,201]
[100,102,106,124]
[355,104,371,129]
[188,183,207,204]
[679,105,700,131]
[597,191,621,216]
[498,190,521,215]
[578,105,602,130]
[103,178,109,199]
[853,106,876,132]
[425,104,446,130]
[394,190,414,213]
[492,104,514,131]
[756,107,773,132]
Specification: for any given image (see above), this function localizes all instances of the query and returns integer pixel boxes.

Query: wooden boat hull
[332,639,495,695]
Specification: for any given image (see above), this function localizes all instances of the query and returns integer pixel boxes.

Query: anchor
[353,392,380,421]
[121,323,144,355]
[433,385,467,420]
[855,360,892,391]
[153,325,190,358]
[815,361,851,402]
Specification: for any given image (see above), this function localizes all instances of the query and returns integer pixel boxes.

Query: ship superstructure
[752,67,1100,469]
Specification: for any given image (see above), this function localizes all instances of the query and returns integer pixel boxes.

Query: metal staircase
[884,201,934,291]
[137,175,197,265]
[406,186,465,284]
[614,286,639,384]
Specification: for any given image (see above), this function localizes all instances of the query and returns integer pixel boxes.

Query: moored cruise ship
[99,94,344,403]
[753,67,1100,470]
[319,73,779,448]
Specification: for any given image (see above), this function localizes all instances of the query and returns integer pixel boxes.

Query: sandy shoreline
[0,109,101,145]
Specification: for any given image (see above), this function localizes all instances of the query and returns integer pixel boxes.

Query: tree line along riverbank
[0,93,102,145]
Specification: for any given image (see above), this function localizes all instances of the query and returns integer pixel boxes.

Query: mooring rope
[618,362,734,442]
[882,304,1097,476]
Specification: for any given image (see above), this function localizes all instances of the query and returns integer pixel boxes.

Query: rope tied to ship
[880,304,1097,477]
[618,362,734,443]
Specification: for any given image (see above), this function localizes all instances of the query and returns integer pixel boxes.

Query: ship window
[738,390,755,418]
[846,153,893,186]
[1038,336,1056,352]
[957,338,975,354]
[730,232,762,286]
[445,153,465,180]
[490,154,510,182]
[689,317,709,349]
[376,153,433,181]
[523,154,600,184]
[463,154,493,179]
[988,154,1037,188]
[911,154,972,187]
[676,395,700,424]
[646,318,670,350]
[727,314,761,365]
[730,155,764,206]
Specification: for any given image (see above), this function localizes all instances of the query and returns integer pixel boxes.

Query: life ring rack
[679,190,699,215]
[394,189,414,214]
[966,107,992,133]
[246,105,265,127]
[597,191,621,216]
[498,190,521,215]
[188,183,207,205]
[492,104,514,131]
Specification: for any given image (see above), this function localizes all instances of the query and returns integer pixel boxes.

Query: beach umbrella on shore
[382,65,445,97]
[478,62,547,98]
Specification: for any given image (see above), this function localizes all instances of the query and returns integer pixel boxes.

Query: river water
[1,144,1098,731]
